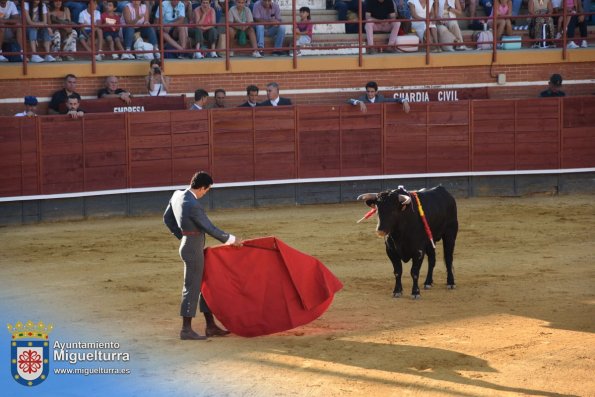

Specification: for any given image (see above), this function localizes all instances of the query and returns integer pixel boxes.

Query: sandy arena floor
[1,194,594,396]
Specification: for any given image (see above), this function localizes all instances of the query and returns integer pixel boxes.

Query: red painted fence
[1,97,594,199]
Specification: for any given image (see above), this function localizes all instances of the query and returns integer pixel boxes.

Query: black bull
[358,186,458,299]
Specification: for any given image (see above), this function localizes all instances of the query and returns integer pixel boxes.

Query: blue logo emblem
[7,320,53,387]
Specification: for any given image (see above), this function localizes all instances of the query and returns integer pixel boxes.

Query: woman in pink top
[192,0,219,58]
[121,0,158,59]
[488,0,513,40]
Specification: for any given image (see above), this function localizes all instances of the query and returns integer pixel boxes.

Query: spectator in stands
[155,0,189,57]
[191,0,219,58]
[528,0,555,48]
[208,89,227,108]
[14,96,38,117]
[146,59,170,96]
[292,6,312,56]
[334,0,364,34]
[78,0,104,61]
[23,0,56,62]
[64,1,86,25]
[98,75,132,104]
[228,0,261,57]
[48,74,80,114]
[260,82,292,106]
[0,0,22,62]
[64,93,84,118]
[101,0,124,59]
[540,73,565,96]
[464,0,493,29]
[253,0,287,56]
[437,0,470,50]
[364,0,401,54]
[408,0,439,51]
[347,81,410,113]
[49,0,77,61]
[488,0,513,41]
[121,0,158,60]
[565,0,588,48]
[239,84,260,107]
[190,88,209,109]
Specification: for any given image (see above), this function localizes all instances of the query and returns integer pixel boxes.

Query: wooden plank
[130,159,172,187]
[385,105,426,124]
[130,147,172,161]
[342,128,382,176]
[473,119,515,133]
[384,125,428,174]
[172,132,209,147]
[563,97,595,128]
[85,151,127,167]
[85,166,127,190]
[428,102,469,124]
[298,129,341,178]
[128,135,171,149]
[173,144,209,159]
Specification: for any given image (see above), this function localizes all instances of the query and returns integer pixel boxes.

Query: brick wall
[1,62,594,116]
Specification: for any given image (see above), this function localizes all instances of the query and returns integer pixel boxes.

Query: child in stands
[78,0,104,60]
[101,0,124,59]
[293,6,312,56]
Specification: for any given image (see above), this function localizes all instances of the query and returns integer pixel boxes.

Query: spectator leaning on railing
[347,81,410,113]
[98,75,132,104]
[64,93,84,119]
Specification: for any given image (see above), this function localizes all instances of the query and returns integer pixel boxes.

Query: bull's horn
[357,193,378,201]
[398,194,411,205]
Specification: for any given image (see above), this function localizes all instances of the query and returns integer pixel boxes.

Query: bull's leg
[386,237,403,298]
[443,233,456,289]
[423,246,436,289]
[410,250,424,299]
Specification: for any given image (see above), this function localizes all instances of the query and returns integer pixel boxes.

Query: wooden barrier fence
[1,97,594,199]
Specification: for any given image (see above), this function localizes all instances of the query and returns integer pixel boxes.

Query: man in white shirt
[259,82,292,106]
[347,81,410,113]
[0,0,22,62]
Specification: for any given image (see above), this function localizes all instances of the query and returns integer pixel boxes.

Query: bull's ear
[398,194,411,205]
[357,193,378,208]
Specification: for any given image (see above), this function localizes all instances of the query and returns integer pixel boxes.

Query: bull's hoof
[424,284,433,290]
[447,284,456,290]
[411,294,421,300]
[393,292,402,298]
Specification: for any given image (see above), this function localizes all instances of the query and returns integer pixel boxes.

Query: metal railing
[0,0,591,74]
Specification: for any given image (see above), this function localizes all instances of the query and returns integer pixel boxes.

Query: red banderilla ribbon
[357,207,377,223]
[411,192,436,248]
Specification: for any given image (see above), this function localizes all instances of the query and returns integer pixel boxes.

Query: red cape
[202,236,343,337]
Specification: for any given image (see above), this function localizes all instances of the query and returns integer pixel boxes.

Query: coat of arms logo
[7,320,53,387]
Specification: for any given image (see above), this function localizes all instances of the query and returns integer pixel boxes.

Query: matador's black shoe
[205,325,231,337]
[180,329,207,340]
